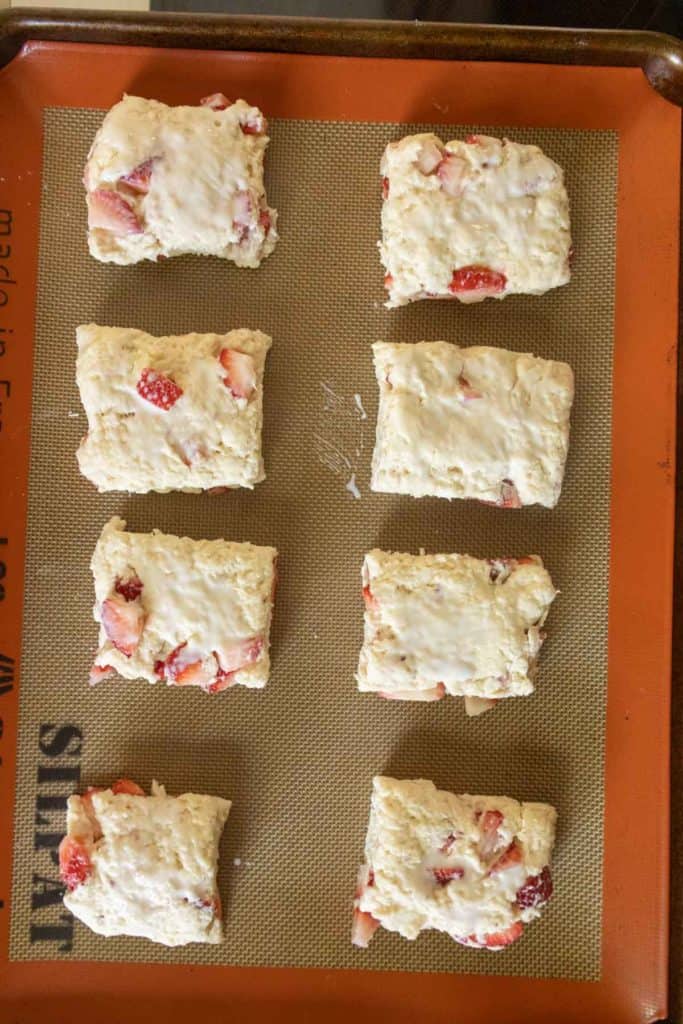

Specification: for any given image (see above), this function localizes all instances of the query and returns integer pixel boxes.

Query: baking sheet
[8,107,617,980]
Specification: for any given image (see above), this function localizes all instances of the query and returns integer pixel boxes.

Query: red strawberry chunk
[111,778,145,797]
[115,575,143,602]
[200,93,232,110]
[362,585,379,612]
[119,158,156,194]
[219,348,256,400]
[381,176,390,200]
[59,836,92,892]
[101,594,145,657]
[478,809,504,860]
[259,208,272,234]
[437,153,467,197]
[136,368,183,410]
[465,134,480,144]
[474,921,524,948]
[352,908,379,948]
[217,636,264,674]
[156,644,215,687]
[208,671,238,694]
[458,373,483,400]
[500,479,522,509]
[432,865,464,885]
[489,841,523,874]
[449,265,507,297]
[240,113,266,135]
[383,273,393,290]
[88,663,114,686]
[233,190,254,240]
[516,865,553,909]
[415,138,444,175]
[439,833,461,854]
[88,188,143,235]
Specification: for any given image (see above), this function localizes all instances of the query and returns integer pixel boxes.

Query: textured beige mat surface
[10,108,617,979]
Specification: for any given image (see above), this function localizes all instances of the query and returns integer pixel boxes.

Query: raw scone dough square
[76,324,272,494]
[380,133,571,307]
[89,517,277,693]
[371,341,575,508]
[84,93,278,266]
[357,550,557,713]
[60,779,230,946]
[352,777,556,950]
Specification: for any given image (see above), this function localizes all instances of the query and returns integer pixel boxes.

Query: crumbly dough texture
[84,94,278,265]
[371,341,574,508]
[63,782,231,946]
[76,324,271,493]
[357,777,556,947]
[357,550,556,701]
[91,517,277,690]
[380,133,571,307]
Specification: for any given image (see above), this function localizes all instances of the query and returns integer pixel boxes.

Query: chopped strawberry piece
[119,158,155,194]
[199,892,223,917]
[219,348,256,400]
[217,636,264,674]
[258,208,272,234]
[200,93,232,110]
[111,778,144,797]
[439,833,460,854]
[449,265,507,298]
[437,153,467,197]
[352,908,379,948]
[88,663,114,686]
[415,138,444,175]
[381,176,390,200]
[58,836,92,892]
[136,368,183,410]
[465,134,480,144]
[464,696,498,716]
[233,190,254,237]
[378,683,446,702]
[383,273,393,290]
[81,787,104,839]
[101,594,145,657]
[207,671,238,694]
[516,865,553,909]
[500,479,522,509]
[478,809,504,860]
[489,841,523,874]
[458,373,482,400]
[240,113,266,135]
[362,585,378,612]
[432,865,464,885]
[471,925,524,946]
[114,575,143,602]
[88,188,143,235]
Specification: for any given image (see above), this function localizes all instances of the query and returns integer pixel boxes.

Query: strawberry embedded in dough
[352,864,379,948]
[219,348,256,401]
[89,663,114,686]
[516,865,553,909]
[464,695,498,717]
[500,479,522,509]
[432,865,464,886]
[383,273,393,290]
[216,636,264,674]
[232,190,254,242]
[111,778,145,796]
[437,153,467,197]
[362,585,379,612]
[240,111,267,135]
[457,373,483,400]
[136,368,183,410]
[478,809,504,860]
[474,920,524,948]
[88,188,143,235]
[448,265,507,300]
[258,209,272,234]
[489,841,523,874]
[100,593,145,657]
[114,575,143,602]
[119,158,156,194]
[200,92,232,110]
[415,137,444,175]
[381,176,390,200]
[155,644,216,688]
[59,835,92,892]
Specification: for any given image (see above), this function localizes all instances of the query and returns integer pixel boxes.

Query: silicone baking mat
[6,106,615,980]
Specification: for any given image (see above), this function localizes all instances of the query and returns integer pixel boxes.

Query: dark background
[150,0,681,34]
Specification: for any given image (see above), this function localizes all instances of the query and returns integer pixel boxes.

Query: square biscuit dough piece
[380,132,571,308]
[84,94,278,266]
[90,517,277,693]
[61,780,231,946]
[357,550,557,709]
[76,324,271,493]
[371,341,575,508]
[353,777,556,950]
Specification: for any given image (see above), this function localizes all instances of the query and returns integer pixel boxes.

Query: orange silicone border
[0,43,679,1024]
